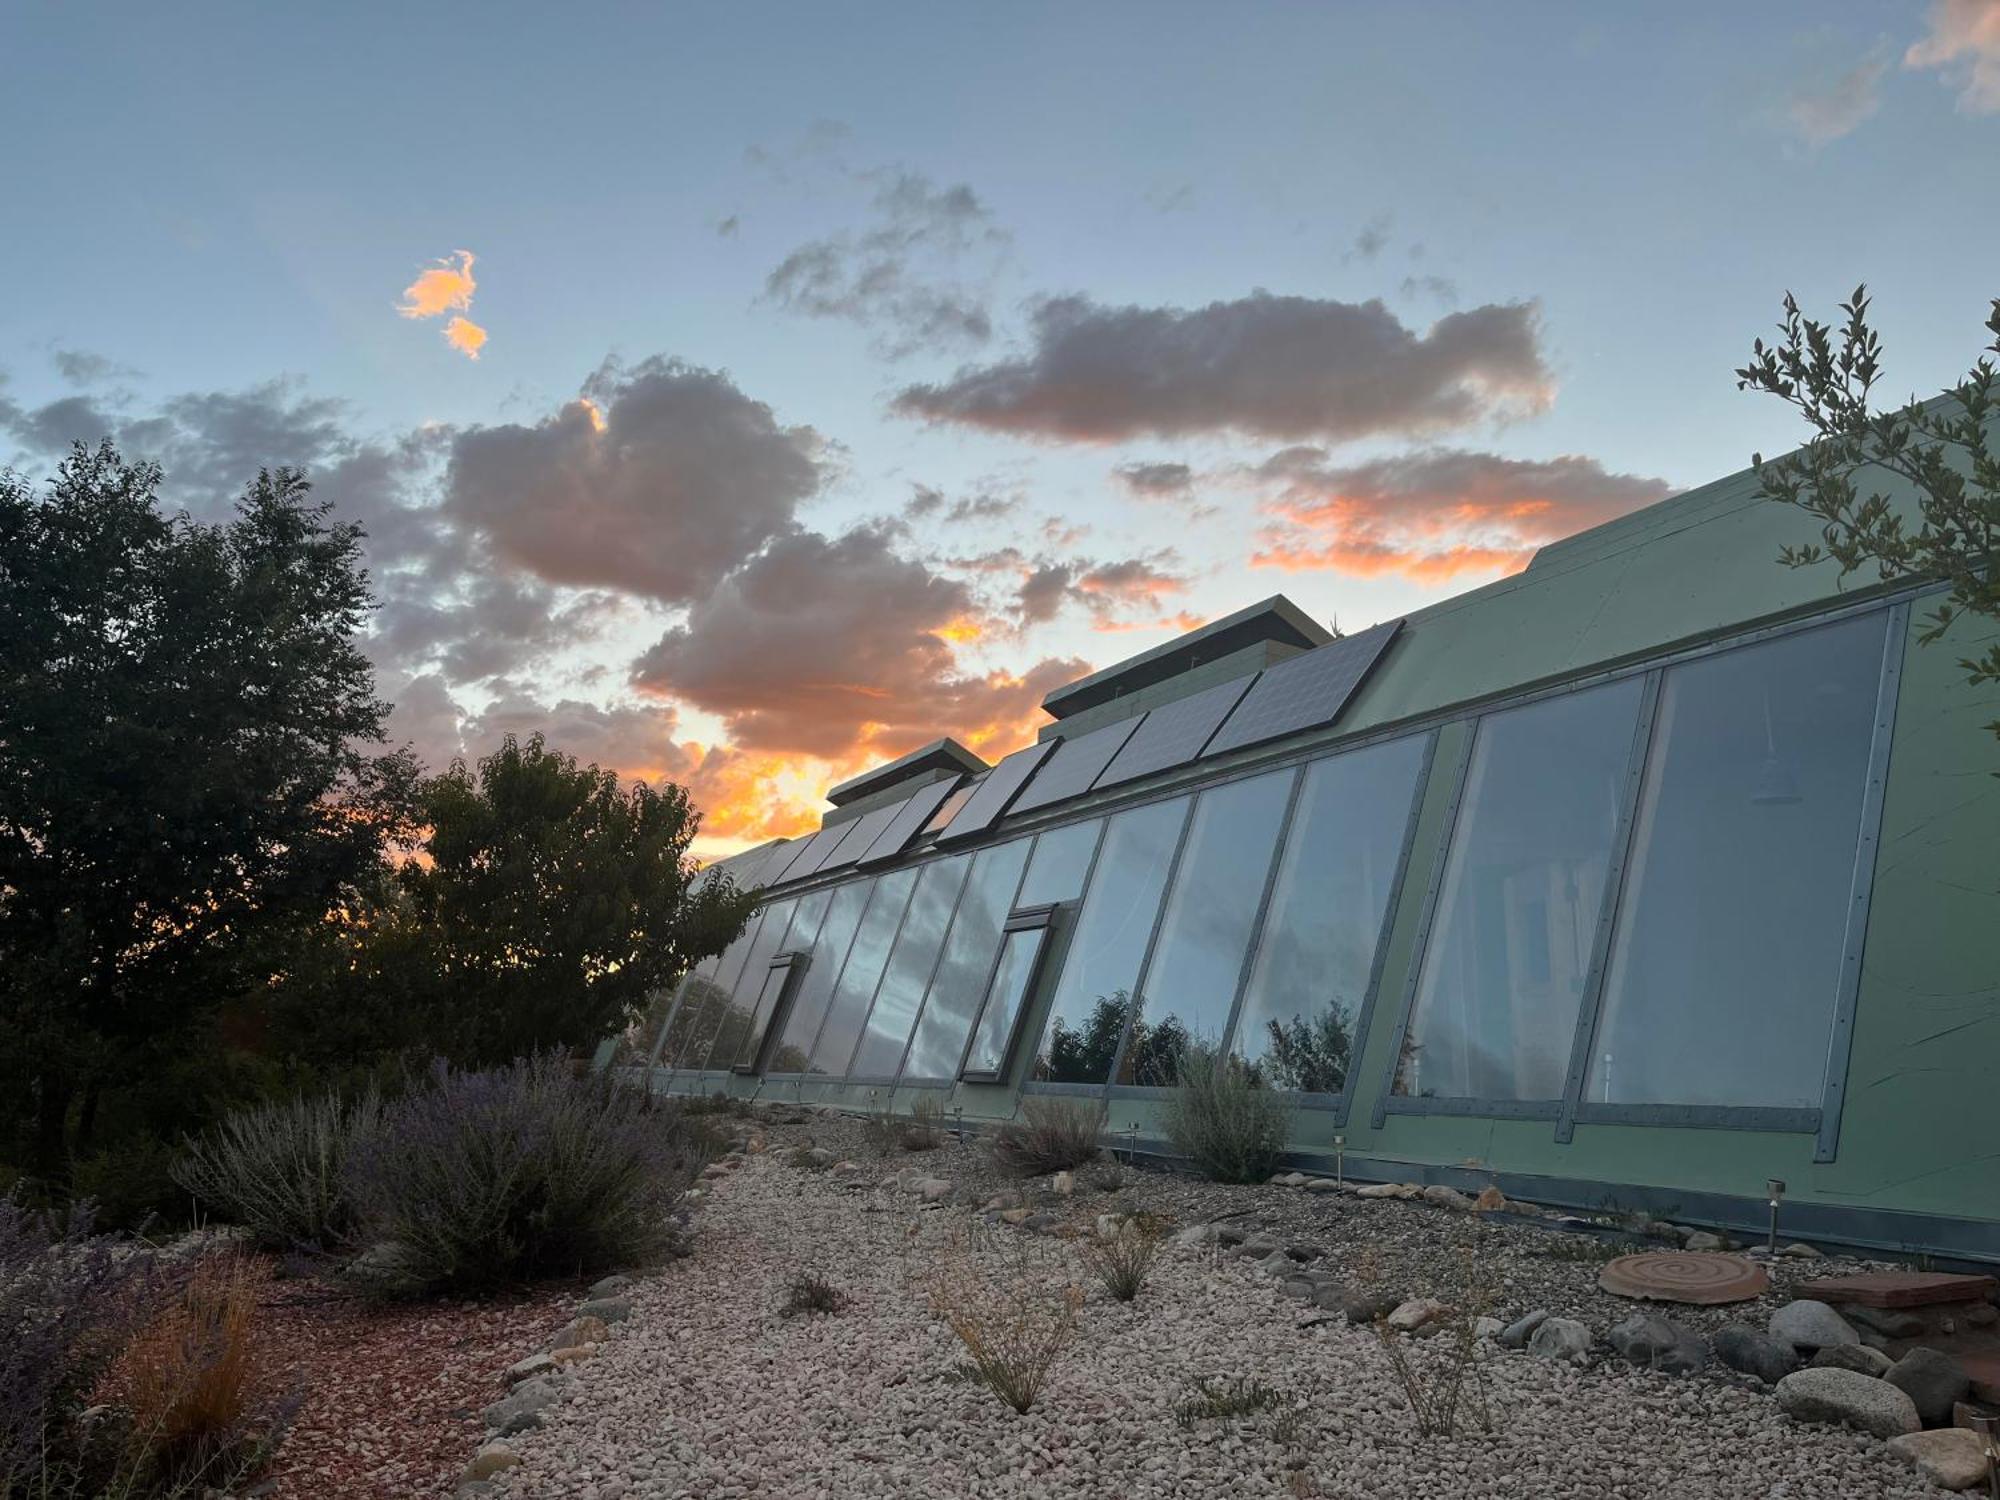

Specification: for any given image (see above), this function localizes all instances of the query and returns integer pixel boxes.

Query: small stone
[1000,1207,1035,1225]
[981,1190,1023,1213]
[1387,1297,1451,1333]
[1769,1299,1860,1352]
[1607,1313,1708,1375]
[914,1177,954,1204]
[1967,1304,1998,1328]
[1713,1325,1799,1384]
[1280,1277,1317,1301]
[1684,1231,1725,1253]
[1050,1171,1075,1197]
[1472,1316,1504,1340]
[1235,1233,1283,1259]
[1280,1171,1309,1187]
[552,1315,609,1351]
[801,1147,834,1167]
[1886,1347,1972,1429]
[830,1160,863,1175]
[1528,1317,1592,1364]
[1254,1250,1294,1278]
[1810,1344,1895,1377]
[1780,1242,1823,1259]
[1887,1429,1989,1491]
[1497,1310,1548,1350]
[504,1353,556,1386]
[1355,1183,1405,1200]
[587,1273,634,1299]
[1019,1213,1062,1234]
[1775,1367,1921,1438]
[1473,1186,1506,1212]
[1305,1178,1341,1194]
[1845,1304,1927,1340]
[548,1343,598,1366]
[1420,1185,1475,1211]
[1214,1223,1249,1247]
[1172,1223,1218,1247]
[1094,1213,1125,1239]
[576,1296,632,1324]
[481,1377,559,1436]
[1342,1288,1402,1326]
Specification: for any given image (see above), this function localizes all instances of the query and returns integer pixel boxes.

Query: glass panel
[1015,819,1102,906]
[1397,677,1643,1102]
[963,925,1054,1077]
[673,910,769,1067]
[734,889,830,1070]
[806,868,917,1076]
[1234,735,1429,1093]
[767,878,874,1073]
[705,898,799,1070]
[1116,769,1293,1085]
[734,961,792,1070]
[1584,613,1886,1109]
[900,839,1033,1081]
[847,856,972,1077]
[1029,798,1189,1084]
[651,958,718,1066]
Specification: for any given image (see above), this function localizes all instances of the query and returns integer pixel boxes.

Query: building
[635,450,2000,1261]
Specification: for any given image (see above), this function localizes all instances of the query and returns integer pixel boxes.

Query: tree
[1737,288,2000,746]
[394,734,757,1065]
[1257,1005,1353,1094]
[0,443,416,1179]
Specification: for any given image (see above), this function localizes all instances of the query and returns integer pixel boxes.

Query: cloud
[892,292,1555,445]
[1114,461,1195,499]
[1399,274,1460,306]
[1906,0,2000,112]
[763,170,1009,357]
[1248,446,1675,584]
[443,316,488,360]
[444,357,828,604]
[50,348,129,386]
[1786,53,1889,143]
[903,479,1020,524]
[397,250,478,319]
[959,542,1192,630]
[1344,216,1392,263]
[632,523,1087,762]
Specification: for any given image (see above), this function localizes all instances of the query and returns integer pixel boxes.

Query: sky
[4,1,1999,855]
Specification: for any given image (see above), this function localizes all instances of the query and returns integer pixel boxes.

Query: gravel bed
[487,1142,1948,1500]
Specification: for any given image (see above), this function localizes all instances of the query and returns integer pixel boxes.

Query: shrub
[0,1193,154,1494]
[925,1242,1081,1414]
[1082,1213,1169,1302]
[899,1094,945,1152]
[171,1091,380,1253]
[1174,1374,1281,1430]
[1372,1239,1495,1440]
[342,1053,710,1295]
[988,1099,1103,1178]
[1159,1042,1292,1184]
[780,1270,844,1318]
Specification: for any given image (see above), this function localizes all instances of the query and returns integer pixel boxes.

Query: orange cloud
[397,250,478,319]
[444,316,488,360]
[1907,0,2000,112]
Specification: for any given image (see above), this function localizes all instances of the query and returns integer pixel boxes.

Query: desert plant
[170,1090,381,1254]
[780,1269,844,1318]
[0,1193,155,1494]
[1174,1375,1281,1430]
[925,1243,1081,1414]
[1159,1041,1293,1184]
[341,1053,711,1295]
[988,1099,1104,1178]
[1371,1240,1495,1441]
[899,1094,945,1152]
[785,1146,831,1173]
[1082,1213,1169,1302]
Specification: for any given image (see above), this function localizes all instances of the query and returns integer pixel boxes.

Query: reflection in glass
[1015,819,1101,906]
[1030,798,1188,1084]
[733,889,830,1070]
[806,868,917,1075]
[767,879,874,1074]
[1117,770,1293,1085]
[651,957,719,1067]
[672,910,769,1068]
[848,856,972,1077]
[963,924,1055,1078]
[704,898,800,1070]
[1398,678,1643,1101]
[901,840,1033,1080]
[1585,613,1886,1109]
[1233,736,1429,1093]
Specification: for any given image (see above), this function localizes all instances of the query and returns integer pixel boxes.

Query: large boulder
[1529,1317,1592,1364]
[1607,1313,1708,1375]
[1886,1347,1972,1429]
[1769,1299,1860,1352]
[1775,1367,1921,1439]
[1886,1429,1990,1491]
[1712,1324,1799,1384]
[576,1296,633,1324]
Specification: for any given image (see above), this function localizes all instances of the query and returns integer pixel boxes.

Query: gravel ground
[486,1132,1949,1500]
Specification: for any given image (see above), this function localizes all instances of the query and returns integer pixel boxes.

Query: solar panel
[857,776,962,867]
[707,840,787,893]
[923,775,982,834]
[762,825,847,887]
[1007,717,1146,815]
[812,799,906,878]
[1095,676,1258,790]
[934,740,1058,844]
[1205,618,1404,757]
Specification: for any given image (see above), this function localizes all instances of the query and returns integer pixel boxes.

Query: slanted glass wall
[901,839,1033,1080]
[806,868,916,1075]
[767,878,875,1074]
[847,854,972,1078]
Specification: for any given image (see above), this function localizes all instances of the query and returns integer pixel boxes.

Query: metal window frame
[810,867,921,1080]
[957,904,1066,1084]
[840,853,977,1086]
[732,950,811,1075]
[760,874,883,1083]
[894,835,1039,1085]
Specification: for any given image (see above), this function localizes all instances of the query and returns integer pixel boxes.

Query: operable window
[900,840,1033,1081]
[961,907,1062,1082]
[704,897,801,1071]
[766,879,875,1074]
[733,950,810,1074]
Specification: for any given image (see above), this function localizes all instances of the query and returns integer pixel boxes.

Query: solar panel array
[1095,675,1259,790]
[858,776,963,866]
[1204,618,1404,757]
[761,825,847,887]
[935,740,1058,844]
[813,799,906,878]
[1007,717,1145,816]
[923,775,981,834]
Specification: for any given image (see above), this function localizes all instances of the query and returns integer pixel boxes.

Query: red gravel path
[254,1273,574,1499]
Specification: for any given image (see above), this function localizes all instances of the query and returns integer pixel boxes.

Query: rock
[1305,1178,1341,1194]
[801,1147,834,1167]
[1473,1316,1504,1340]
[1283,1243,1318,1263]
[913,1177,954,1204]
[1050,1171,1075,1197]
[1173,1223,1218,1247]
[1497,1310,1548,1350]
[1684,1231,1725,1252]
[552,1315,609,1351]
[982,1190,1023,1213]
[1280,1276,1318,1301]
[1280,1171,1309,1187]
[1968,1304,1998,1328]
[1235,1233,1283,1259]
[504,1353,556,1385]
[1473,1186,1506,1211]
[1606,1313,1708,1375]
[1810,1344,1895,1377]
[1420,1185,1474,1211]
[1713,1325,1799,1384]
[1214,1223,1249,1247]
[1775,1367,1921,1438]
[1529,1317,1592,1364]
[830,1159,863,1175]
[1845,1304,1927,1340]
[1886,1347,1972,1428]
[1355,1183,1405,1200]
[999,1207,1035,1225]
[1254,1251,1294,1278]
[1018,1213,1061,1234]
[1886,1429,1989,1491]
[548,1343,598,1366]
[481,1377,560,1436]
[587,1273,634,1299]
[577,1296,632,1324]
[1386,1297,1451,1333]
[1094,1213,1126,1239]
[1341,1288,1402,1326]
[1780,1242,1823,1259]
[1769,1299,1860,1352]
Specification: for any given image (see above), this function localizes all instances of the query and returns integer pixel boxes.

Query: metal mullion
[948,831,1048,1084]
[1016,816,1120,1090]
[857,855,974,1086]
[698,901,802,1074]
[1815,601,1910,1163]
[644,971,697,1071]
[671,905,767,1080]
[743,893,836,1082]
[1099,795,1199,1095]
[1370,725,1478,1128]
[830,870,922,1080]
[1212,765,1306,1062]
[774,877,880,1083]
[1555,669,1665,1144]
[890,843,1021,1085]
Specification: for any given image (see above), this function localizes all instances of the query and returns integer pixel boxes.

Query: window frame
[732,950,812,1075]
[957,903,1065,1084]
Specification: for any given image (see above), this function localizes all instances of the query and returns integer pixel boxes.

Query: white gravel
[489,1149,1949,1500]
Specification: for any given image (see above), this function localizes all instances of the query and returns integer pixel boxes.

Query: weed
[1159,1042,1293,1184]
[780,1270,844,1317]
[1174,1375,1281,1430]
[989,1099,1104,1178]
[1371,1237,1495,1441]
[1082,1214,1169,1302]
[923,1238,1081,1414]
[786,1146,831,1173]
[1533,1233,1627,1264]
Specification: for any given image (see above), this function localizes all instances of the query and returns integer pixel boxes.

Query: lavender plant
[171,1090,381,1253]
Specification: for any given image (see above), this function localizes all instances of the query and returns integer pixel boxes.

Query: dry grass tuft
[923,1237,1081,1413]
[988,1099,1103,1178]
[1081,1213,1170,1302]
[780,1269,845,1317]
[1370,1238,1496,1441]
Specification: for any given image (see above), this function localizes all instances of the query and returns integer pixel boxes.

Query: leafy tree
[394,734,757,1065]
[1257,1005,1353,1094]
[1737,288,2000,745]
[0,443,416,1180]
[1045,992,1130,1084]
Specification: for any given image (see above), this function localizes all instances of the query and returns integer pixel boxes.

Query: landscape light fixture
[1765,1178,1786,1257]
[952,1105,964,1146]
